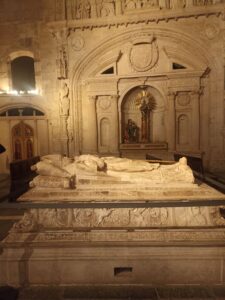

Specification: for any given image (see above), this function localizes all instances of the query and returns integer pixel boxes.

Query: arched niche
[99,117,110,152]
[121,85,166,144]
[177,114,190,148]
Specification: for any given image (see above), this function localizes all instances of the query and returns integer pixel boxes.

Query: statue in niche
[57,46,67,79]
[59,82,70,116]
[136,89,156,143]
[125,0,137,9]
[76,0,91,19]
[100,0,115,17]
[124,119,139,143]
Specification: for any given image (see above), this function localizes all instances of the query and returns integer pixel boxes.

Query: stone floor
[0,284,224,300]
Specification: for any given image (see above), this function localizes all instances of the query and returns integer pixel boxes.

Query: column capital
[88,95,97,101]
[167,90,177,98]
[110,94,119,101]
[190,87,204,97]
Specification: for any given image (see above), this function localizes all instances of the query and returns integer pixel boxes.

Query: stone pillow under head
[31,161,71,178]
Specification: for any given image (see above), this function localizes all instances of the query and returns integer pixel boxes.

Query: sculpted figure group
[30,154,195,189]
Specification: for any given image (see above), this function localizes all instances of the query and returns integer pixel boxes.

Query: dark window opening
[11,56,36,91]
[172,63,186,70]
[101,66,114,75]
[0,107,44,117]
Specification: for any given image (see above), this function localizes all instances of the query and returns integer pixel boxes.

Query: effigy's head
[179,157,187,165]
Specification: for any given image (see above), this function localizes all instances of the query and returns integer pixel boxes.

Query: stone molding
[48,5,224,31]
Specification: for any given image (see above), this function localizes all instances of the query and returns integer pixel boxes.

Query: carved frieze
[10,206,225,233]
[129,34,159,72]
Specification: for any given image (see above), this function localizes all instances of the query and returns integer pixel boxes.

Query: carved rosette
[129,34,159,72]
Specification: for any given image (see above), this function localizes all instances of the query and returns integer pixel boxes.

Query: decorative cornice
[47,5,224,31]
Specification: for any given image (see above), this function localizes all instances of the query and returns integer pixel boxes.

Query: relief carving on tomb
[7,205,214,233]
[129,34,159,72]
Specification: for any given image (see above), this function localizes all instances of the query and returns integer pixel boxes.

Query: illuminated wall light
[7,90,19,95]
[28,89,39,95]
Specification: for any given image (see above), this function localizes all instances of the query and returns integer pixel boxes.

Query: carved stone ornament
[177,92,191,107]
[71,35,85,51]
[98,96,111,110]
[205,22,220,40]
[129,34,159,72]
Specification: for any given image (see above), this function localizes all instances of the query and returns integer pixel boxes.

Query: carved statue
[100,0,115,17]
[57,46,67,79]
[76,0,91,19]
[59,82,70,116]
[29,154,195,189]
[125,0,137,9]
[124,119,139,143]
[136,89,156,143]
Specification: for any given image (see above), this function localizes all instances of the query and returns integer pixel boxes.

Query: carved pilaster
[167,91,176,151]
[88,95,98,153]
[110,94,120,153]
[51,28,70,80]
[190,89,203,152]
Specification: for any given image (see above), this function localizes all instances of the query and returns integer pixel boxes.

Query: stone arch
[71,26,219,155]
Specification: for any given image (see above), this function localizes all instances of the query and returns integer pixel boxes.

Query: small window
[101,66,114,75]
[0,107,44,117]
[11,56,36,92]
[172,63,186,70]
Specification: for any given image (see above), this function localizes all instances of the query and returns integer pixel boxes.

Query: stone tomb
[1,155,225,287]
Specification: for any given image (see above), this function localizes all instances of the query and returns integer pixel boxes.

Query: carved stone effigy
[1,154,225,287]
[28,154,195,189]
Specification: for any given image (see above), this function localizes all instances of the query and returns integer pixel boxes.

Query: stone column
[191,89,201,152]
[88,96,98,153]
[167,92,176,152]
[110,95,120,154]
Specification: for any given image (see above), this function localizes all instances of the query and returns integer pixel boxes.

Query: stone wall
[0,0,224,172]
